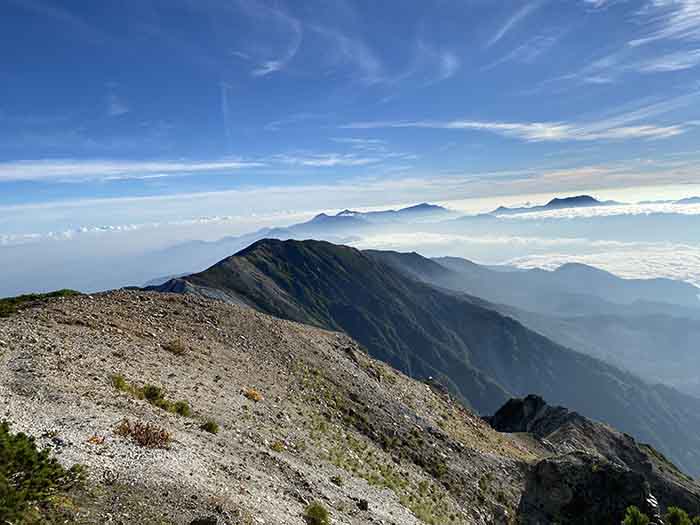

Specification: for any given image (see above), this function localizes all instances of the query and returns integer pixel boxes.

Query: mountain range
[153,238,700,477]
[374,251,700,397]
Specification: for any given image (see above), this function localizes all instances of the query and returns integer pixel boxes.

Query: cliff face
[489,395,700,522]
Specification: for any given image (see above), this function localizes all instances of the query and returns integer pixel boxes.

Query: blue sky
[3,0,700,240]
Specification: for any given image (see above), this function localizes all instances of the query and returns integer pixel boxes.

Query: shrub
[142,384,165,403]
[303,502,330,525]
[0,421,83,523]
[162,340,188,356]
[173,400,192,417]
[623,506,650,525]
[200,420,219,434]
[666,507,692,525]
[115,419,171,449]
[243,388,263,402]
[111,374,129,392]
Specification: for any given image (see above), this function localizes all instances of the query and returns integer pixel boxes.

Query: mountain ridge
[153,238,700,477]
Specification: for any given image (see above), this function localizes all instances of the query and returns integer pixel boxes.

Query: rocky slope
[155,239,700,477]
[2,291,699,524]
[488,395,700,521]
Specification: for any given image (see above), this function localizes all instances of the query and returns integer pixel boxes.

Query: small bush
[0,420,83,523]
[622,506,650,525]
[162,340,188,356]
[666,507,691,525]
[173,400,192,417]
[270,440,285,453]
[200,420,219,434]
[111,374,129,392]
[243,388,263,402]
[303,502,330,525]
[115,419,171,449]
[142,384,165,403]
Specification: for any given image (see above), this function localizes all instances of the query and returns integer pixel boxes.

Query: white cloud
[275,152,383,167]
[0,159,265,182]
[635,48,700,72]
[312,25,384,85]
[343,118,685,142]
[498,201,700,220]
[507,244,700,287]
[630,0,700,46]
[486,1,544,48]
[483,33,561,70]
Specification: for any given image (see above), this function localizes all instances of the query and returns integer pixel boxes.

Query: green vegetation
[115,419,171,449]
[0,420,84,523]
[111,375,191,417]
[623,505,700,525]
[303,502,330,525]
[666,507,692,525]
[0,289,80,318]
[200,420,219,434]
[623,506,650,525]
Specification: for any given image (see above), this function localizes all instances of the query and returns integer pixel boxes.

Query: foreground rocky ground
[1,290,698,524]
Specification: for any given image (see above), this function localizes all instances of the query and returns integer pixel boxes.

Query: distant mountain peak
[545,195,600,208]
[492,195,616,215]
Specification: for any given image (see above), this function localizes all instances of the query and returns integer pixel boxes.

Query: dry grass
[114,419,171,449]
[161,340,188,356]
[243,387,263,402]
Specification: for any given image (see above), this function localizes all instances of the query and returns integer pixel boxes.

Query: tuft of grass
[172,400,192,417]
[0,420,84,523]
[200,420,219,434]
[111,374,129,392]
[303,502,330,525]
[243,388,263,402]
[114,419,171,449]
[270,440,285,453]
[0,289,81,318]
[162,340,188,356]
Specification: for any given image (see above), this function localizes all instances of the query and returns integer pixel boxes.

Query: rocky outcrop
[489,395,700,519]
[519,451,661,525]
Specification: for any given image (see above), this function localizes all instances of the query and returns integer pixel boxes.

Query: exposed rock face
[518,451,658,525]
[489,395,700,519]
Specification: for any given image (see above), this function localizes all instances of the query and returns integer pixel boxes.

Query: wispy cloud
[345,92,700,142]
[275,152,384,167]
[0,159,265,182]
[486,1,544,48]
[635,48,700,72]
[482,33,561,70]
[630,0,700,46]
[231,0,303,77]
[343,119,685,142]
[312,24,384,84]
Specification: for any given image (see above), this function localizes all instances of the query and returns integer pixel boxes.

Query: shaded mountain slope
[157,239,700,477]
[374,251,700,397]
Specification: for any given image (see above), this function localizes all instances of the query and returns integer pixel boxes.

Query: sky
[3,0,700,248]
